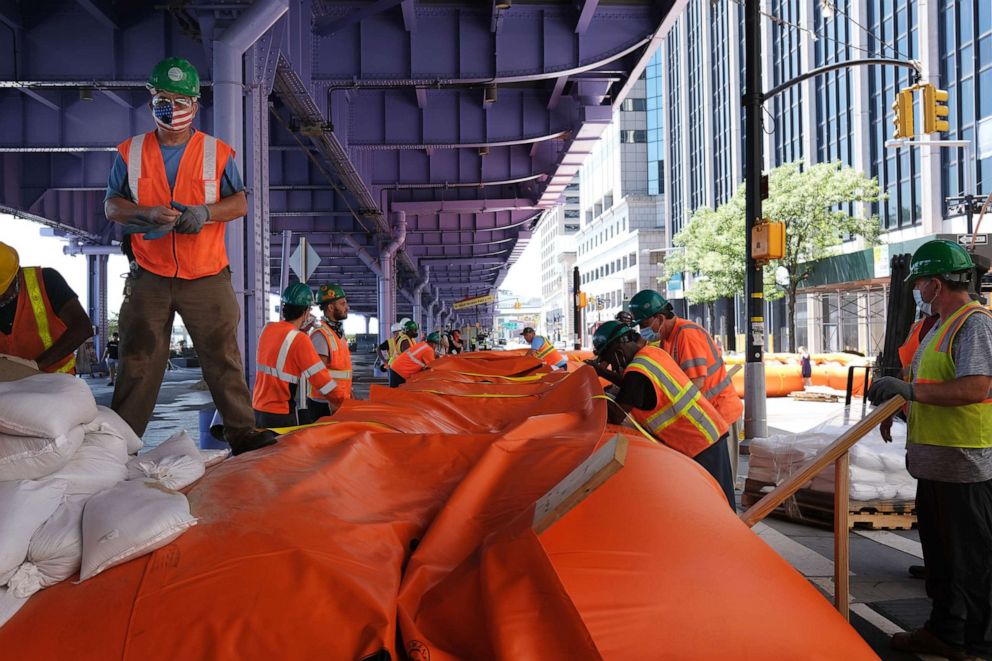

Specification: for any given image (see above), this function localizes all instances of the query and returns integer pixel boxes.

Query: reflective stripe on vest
[22,268,75,374]
[257,329,303,383]
[387,336,398,358]
[668,320,734,401]
[623,347,727,457]
[407,343,431,367]
[909,301,992,448]
[126,134,217,205]
[309,324,353,387]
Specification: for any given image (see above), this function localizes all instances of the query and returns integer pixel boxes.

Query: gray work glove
[867,376,914,406]
[122,205,179,237]
[171,202,210,234]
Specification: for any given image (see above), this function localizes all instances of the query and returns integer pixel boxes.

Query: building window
[629,252,637,266]
[621,130,648,143]
[621,97,647,111]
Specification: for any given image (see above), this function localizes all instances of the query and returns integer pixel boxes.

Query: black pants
[917,477,992,653]
[693,434,736,510]
[254,409,298,429]
[388,369,406,388]
[307,398,331,421]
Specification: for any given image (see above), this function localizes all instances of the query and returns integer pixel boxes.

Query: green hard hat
[629,289,672,324]
[426,331,442,344]
[403,320,419,335]
[592,320,636,356]
[316,283,346,305]
[280,282,314,307]
[905,239,975,282]
[147,57,201,98]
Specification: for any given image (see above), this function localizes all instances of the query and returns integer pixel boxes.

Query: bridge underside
[0,0,675,372]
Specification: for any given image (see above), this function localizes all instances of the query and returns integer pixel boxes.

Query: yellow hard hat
[0,242,18,293]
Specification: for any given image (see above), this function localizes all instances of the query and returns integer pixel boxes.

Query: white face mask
[639,325,658,342]
[914,280,937,317]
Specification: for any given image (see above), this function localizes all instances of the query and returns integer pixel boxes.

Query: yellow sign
[453,293,495,310]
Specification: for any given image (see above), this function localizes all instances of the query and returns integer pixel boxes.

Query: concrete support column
[377,211,406,342]
[86,254,108,359]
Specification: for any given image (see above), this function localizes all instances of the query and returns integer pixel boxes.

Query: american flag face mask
[151,95,195,132]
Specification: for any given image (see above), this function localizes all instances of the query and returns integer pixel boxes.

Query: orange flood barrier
[0,354,874,660]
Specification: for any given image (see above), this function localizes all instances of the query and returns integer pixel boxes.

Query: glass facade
[647,50,664,197]
[867,0,922,230]
[814,0,853,167]
[939,0,992,207]
[710,0,733,205]
[686,0,706,211]
[770,0,803,166]
[666,27,685,234]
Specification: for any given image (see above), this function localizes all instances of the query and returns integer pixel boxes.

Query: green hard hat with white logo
[316,283,346,305]
[280,282,314,307]
[592,320,636,356]
[905,239,975,282]
[403,320,419,335]
[628,289,672,324]
[147,57,201,98]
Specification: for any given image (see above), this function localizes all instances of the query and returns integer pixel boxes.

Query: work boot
[909,564,928,579]
[891,629,971,659]
[228,429,278,456]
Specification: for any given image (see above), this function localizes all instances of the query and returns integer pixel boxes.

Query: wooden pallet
[788,390,842,403]
[742,478,917,531]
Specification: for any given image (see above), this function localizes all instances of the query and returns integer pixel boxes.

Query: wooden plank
[834,452,850,620]
[532,434,628,534]
[739,396,905,527]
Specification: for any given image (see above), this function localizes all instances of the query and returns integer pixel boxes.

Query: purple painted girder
[0,0,667,318]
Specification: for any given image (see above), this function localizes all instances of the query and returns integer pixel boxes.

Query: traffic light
[922,83,950,134]
[577,292,587,309]
[891,88,915,139]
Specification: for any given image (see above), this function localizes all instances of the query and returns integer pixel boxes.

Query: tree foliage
[664,160,885,351]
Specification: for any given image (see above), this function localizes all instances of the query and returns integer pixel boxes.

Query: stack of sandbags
[0,375,218,628]
[748,415,916,502]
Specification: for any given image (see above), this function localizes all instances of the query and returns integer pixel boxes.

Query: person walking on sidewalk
[253,283,338,429]
[103,57,273,455]
[869,239,992,660]
[307,283,353,420]
[105,332,120,385]
[629,289,742,432]
[799,346,812,388]
[590,320,735,509]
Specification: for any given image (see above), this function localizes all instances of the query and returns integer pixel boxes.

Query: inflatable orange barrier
[0,355,874,659]
[729,353,872,398]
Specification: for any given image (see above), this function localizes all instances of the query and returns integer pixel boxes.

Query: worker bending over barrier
[388,331,443,388]
[521,326,567,371]
[252,283,338,429]
[590,320,735,509]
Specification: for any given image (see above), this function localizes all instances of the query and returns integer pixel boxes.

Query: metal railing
[738,396,906,620]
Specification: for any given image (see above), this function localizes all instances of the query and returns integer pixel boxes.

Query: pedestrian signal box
[752,221,786,261]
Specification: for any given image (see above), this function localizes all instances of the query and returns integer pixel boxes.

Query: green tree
[664,160,885,352]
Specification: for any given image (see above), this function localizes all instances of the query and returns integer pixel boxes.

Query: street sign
[958,234,989,246]
[288,240,321,282]
[453,293,495,310]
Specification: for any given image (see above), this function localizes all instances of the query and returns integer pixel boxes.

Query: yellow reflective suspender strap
[449,371,545,382]
[266,419,399,434]
[627,354,720,443]
[591,394,662,446]
[23,268,74,373]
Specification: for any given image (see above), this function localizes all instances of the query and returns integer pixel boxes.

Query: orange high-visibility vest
[253,321,337,415]
[117,130,233,279]
[390,341,436,379]
[898,316,939,368]
[0,267,75,374]
[309,322,352,404]
[532,336,565,368]
[624,345,729,458]
[662,318,742,426]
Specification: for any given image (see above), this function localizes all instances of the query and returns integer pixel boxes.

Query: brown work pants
[111,267,255,442]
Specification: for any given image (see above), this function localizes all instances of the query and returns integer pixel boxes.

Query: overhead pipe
[378,211,407,342]
[341,235,383,277]
[411,265,430,330]
[63,243,120,256]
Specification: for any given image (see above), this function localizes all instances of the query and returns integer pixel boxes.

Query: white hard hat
[390,322,402,332]
[399,317,411,326]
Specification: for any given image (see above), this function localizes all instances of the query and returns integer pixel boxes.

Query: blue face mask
[639,326,658,342]
[914,284,935,317]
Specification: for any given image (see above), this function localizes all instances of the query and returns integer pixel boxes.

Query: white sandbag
[881,453,906,473]
[85,406,142,456]
[848,465,888,485]
[0,373,97,438]
[849,445,885,471]
[0,425,85,482]
[127,431,205,489]
[79,479,197,581]
[8,495,86,598]
[850,484,879,501]
[133,455,205,491]
[200,448,230,468]
[43,439,127,497]
[876,484,899,500]
[897,483,917,500]
[0,479,67,584]
[0,587,29,630]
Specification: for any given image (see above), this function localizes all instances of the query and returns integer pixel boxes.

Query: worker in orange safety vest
[307,282,353,420]
[590,320,735,509]
[629,289,743,431]
[253,283,339,429]
[104,56,273,455]
[521,326,567,371]
[0,241,93,374]
[388,331,443,388]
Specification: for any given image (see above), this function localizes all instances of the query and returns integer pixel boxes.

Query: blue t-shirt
[104,130,244,203]
[530,336,545,352]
